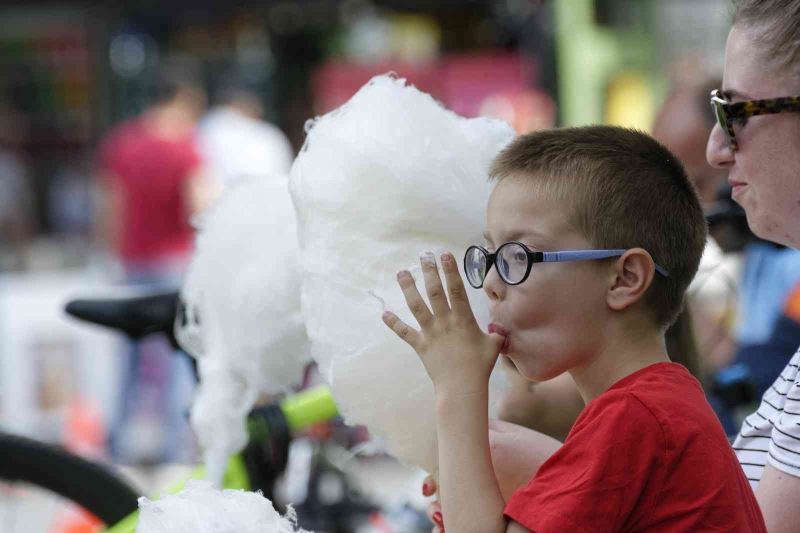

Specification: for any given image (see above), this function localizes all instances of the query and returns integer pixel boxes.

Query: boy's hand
[382,251,505,396]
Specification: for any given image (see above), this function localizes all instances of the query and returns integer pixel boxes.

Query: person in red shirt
[383,126,765,532]
[95,73,208,463]
[96,74,208,271]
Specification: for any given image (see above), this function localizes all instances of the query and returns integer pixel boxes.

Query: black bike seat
[65,290,179,342]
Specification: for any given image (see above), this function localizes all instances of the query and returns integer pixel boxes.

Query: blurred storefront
[0,0,735,448]
[0,0,555,264]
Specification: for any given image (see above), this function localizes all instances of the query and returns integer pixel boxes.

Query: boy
[382,126,765,532]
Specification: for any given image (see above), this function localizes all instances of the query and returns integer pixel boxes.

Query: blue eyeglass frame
[464,241,670,289]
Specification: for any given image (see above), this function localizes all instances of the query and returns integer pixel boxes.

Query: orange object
[785,283,800,323]
[63,397,106,459]
[51,505,102,533]
[51,397,107,532]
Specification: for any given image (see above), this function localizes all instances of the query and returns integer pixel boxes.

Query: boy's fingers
[440,252,474,318]
[422,474,438,496]
[426,500,442,520]
[382,311,421,348]
[397,270,434,329]
[420,253,450,316]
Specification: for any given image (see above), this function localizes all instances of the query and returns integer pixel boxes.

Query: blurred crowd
[0,0,799,466]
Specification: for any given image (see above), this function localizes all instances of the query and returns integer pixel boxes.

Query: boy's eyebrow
[482,230,549,248]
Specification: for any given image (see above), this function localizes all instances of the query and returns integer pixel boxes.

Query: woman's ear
[606,248,656,312]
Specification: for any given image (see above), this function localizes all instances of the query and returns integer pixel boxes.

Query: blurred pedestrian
[0,102,34,271]
[197,83,294,190]
[94,72,208,464]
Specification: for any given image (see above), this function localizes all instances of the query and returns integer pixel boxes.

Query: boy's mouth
[488,322,509,337]
[500,336,510,354]
[489,323,511,354]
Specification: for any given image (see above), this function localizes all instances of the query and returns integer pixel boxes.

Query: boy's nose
[706,123,735,169]
[483,267,505,301]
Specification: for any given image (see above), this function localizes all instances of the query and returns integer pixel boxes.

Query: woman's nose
[706,123,735,169]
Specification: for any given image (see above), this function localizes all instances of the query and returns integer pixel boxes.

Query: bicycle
[0,289,391,533]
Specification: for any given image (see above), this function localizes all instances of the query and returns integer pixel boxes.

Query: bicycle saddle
[65,290,180,344]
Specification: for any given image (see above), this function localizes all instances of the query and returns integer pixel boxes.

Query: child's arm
[424,421,562,530]
[382,252,531,533]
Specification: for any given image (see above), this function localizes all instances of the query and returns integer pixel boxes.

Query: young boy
[382,126,765,532]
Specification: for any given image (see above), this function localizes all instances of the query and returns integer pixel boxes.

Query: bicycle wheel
[0,432,140,526]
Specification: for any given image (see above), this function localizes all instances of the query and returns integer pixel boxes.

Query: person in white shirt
[197,86,294,191]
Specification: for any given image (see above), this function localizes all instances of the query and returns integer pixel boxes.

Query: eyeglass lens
[496,242,529,284]
[711,93,736,148]
[464,242,532,288]
[465,246,488,288]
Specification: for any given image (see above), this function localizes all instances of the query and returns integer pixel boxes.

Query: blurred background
[0,0,733,273]
[5,0,799,530]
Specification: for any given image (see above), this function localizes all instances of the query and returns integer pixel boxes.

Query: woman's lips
[729,179,748,199]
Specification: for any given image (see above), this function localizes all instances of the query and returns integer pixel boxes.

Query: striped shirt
[732,347,800,489]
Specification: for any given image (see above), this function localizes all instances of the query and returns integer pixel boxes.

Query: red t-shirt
[97,119,200,264]
[504,363,765,532]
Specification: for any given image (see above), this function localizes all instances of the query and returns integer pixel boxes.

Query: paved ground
[0,454,427,532]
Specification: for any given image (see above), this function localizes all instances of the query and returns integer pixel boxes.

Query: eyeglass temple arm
[724,97,800,118]
[541,250,670,277]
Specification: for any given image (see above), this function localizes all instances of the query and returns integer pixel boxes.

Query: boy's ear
[606,248,656,312]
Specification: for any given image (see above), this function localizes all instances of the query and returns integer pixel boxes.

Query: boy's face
[483,177,610,382]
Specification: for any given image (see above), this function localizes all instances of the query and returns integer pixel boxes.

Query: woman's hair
[665,305,702,380]
[733,0,800,76]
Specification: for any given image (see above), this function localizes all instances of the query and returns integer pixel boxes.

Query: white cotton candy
[290,74,515,472]
[178,176,310,485]
[136,480,309,533]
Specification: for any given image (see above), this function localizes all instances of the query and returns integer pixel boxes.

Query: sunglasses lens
[496,243,529,285]
[712,97,736,148]
[464,246,488,288]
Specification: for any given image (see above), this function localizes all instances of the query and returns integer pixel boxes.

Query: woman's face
[706,24,800,248]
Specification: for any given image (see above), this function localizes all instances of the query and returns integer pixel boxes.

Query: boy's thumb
[488,333,506,353]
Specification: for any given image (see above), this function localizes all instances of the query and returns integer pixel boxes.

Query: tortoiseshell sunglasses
[710,89,800,151]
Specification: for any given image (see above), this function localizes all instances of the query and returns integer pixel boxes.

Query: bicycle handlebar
[280,385,339,430]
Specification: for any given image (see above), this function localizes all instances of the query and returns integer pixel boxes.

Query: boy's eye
[513,251,527,263]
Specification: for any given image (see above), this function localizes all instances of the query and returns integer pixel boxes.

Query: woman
[705,1,800,531]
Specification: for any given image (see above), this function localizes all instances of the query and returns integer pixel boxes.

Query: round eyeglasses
[464,242,670,289]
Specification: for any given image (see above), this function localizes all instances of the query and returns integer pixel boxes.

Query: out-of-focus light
[268,2,305,35]
[109,34,147,77]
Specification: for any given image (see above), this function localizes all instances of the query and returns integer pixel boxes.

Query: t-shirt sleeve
[504,391,664,532]
[767,346,800,478]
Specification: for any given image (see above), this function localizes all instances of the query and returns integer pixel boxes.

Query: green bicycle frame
[105,385,338,532]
